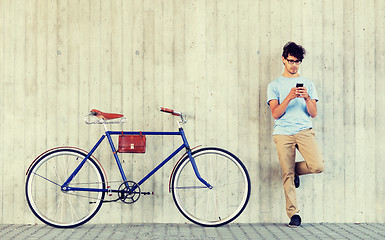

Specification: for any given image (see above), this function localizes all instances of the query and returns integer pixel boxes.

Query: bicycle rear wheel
[171,147,251,227]
[25,148,106,228]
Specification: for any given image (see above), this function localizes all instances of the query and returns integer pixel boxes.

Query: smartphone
[296,83,303,88]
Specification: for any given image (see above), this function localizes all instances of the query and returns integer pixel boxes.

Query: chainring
[118,181,141,204]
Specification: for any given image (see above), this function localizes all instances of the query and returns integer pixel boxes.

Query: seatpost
[101,119,109,132]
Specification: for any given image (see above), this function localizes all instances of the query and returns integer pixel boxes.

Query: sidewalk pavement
[0,223,385,240]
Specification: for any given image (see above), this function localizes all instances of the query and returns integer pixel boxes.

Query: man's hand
[288,87,300,100]
[296,87,310,101]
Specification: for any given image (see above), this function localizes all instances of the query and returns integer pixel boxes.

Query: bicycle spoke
[58,194,64,222]
[32,172,62,187]
[68,195,80,222]
[174,186,208,190]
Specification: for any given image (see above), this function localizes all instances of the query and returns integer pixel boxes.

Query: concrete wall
[1,0,385,224]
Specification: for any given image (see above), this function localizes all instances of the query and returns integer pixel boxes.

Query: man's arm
[304,99,317,118]
[269,87,299,119]
[298,87,317,118]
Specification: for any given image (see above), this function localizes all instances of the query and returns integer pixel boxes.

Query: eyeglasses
[286,58,302,65]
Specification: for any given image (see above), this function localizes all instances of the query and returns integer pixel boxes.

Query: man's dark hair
[282,42,306,61]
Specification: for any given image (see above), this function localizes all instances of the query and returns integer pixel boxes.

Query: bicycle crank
[118,181,141,204]
[93,181,154,204]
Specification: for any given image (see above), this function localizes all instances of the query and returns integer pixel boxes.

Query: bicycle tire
[25,148,106,228]
[171,147,251,227]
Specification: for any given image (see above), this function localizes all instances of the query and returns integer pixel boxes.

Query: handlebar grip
[160,107,180,116]
[160,107,173,113]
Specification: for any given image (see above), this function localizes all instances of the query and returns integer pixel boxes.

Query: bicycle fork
[179,128,213,189]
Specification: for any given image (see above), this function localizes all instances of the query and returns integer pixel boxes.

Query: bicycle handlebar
[160,107,181,116]
[160,107,187,124]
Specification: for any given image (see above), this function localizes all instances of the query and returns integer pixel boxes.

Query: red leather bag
[118,132,146,153]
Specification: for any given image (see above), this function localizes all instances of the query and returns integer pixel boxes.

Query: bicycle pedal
[142,192,154,195]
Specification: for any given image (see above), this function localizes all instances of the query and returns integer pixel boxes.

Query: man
[267,42,324,227]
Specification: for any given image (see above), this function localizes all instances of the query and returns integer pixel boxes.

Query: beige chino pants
[273,128,324,218]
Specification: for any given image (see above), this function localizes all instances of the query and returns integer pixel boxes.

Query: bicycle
[25,108,251,228]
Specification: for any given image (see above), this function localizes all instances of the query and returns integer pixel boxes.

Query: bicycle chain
[62,180,142,204]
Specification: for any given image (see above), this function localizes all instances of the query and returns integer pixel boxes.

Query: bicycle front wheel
[25,148,106,228]
[171,147,251,227]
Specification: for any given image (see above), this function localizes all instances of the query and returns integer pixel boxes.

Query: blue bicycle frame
[61,127,212,193]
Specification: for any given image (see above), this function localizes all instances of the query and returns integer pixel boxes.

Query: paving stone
[1,223,385,240]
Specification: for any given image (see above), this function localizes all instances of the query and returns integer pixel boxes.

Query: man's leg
[273,135,299,218]
[295,128,324,175]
